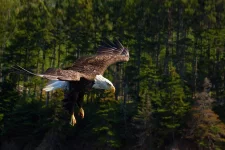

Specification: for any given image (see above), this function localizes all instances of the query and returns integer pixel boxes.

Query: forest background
[1,0,225,149]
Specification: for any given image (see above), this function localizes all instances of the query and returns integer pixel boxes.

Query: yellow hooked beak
[110,85,116,93]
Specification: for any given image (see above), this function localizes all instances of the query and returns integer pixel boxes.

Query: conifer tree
[186,78,225,149]
[131,91,152,149]
[151,63,189,147]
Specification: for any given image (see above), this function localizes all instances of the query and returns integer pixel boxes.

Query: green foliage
[130,92,152,149]
[0,80,20,135]
[1,0,225,149]
[1,97,61,149]
[151,63,190,147]
[92,100,121,148]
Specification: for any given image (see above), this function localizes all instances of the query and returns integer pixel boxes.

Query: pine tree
[186,78,225,149]
[91,92,122,149]
[151,63,190,148]
[131,91,152,150]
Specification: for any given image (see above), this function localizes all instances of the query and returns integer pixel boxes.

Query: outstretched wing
[68,39,129,77]
[12,65,88,81]
[13,39,129,81]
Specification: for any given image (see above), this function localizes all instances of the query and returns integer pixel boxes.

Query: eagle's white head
[92,75,115,93]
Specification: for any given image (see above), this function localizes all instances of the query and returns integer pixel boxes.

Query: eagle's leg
[69,91,79,126]
[77,91,85,119]
[79,107,84,119]
[64,97,76,126]
[62,94,76,126]
[70,111,76,126]
[63,87,78,126]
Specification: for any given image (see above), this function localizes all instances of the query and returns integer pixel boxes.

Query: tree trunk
[115,63,120,100]
[156,33,161,68]
[57,44,61,68]
[164,8,172,75]
[0,44,4,92]
[34,49,40,97]
[192,38,198,97]
[137,38,141,101]
[51,40,56,67]
[40,48,46,101]
[215,47,220,99]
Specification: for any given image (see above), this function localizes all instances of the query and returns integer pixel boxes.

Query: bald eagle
[13,39,129,125]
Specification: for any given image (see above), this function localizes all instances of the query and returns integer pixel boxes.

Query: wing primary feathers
[12,66,24,72]
[98,46,116,51]
[101,42,115,49]
[104,38,116,48]
[12,65,43,77]
[98,46,121,53]
[97,38,126,55]
[121,48,129,56]
[114,39,124,49]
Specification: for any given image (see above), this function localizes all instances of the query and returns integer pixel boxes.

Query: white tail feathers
[43,81,69,92]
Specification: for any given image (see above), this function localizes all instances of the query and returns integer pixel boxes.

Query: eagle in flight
[14,39,129,126]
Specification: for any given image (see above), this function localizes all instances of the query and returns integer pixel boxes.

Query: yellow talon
[70,113,76,126]
[79,108,85,119]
